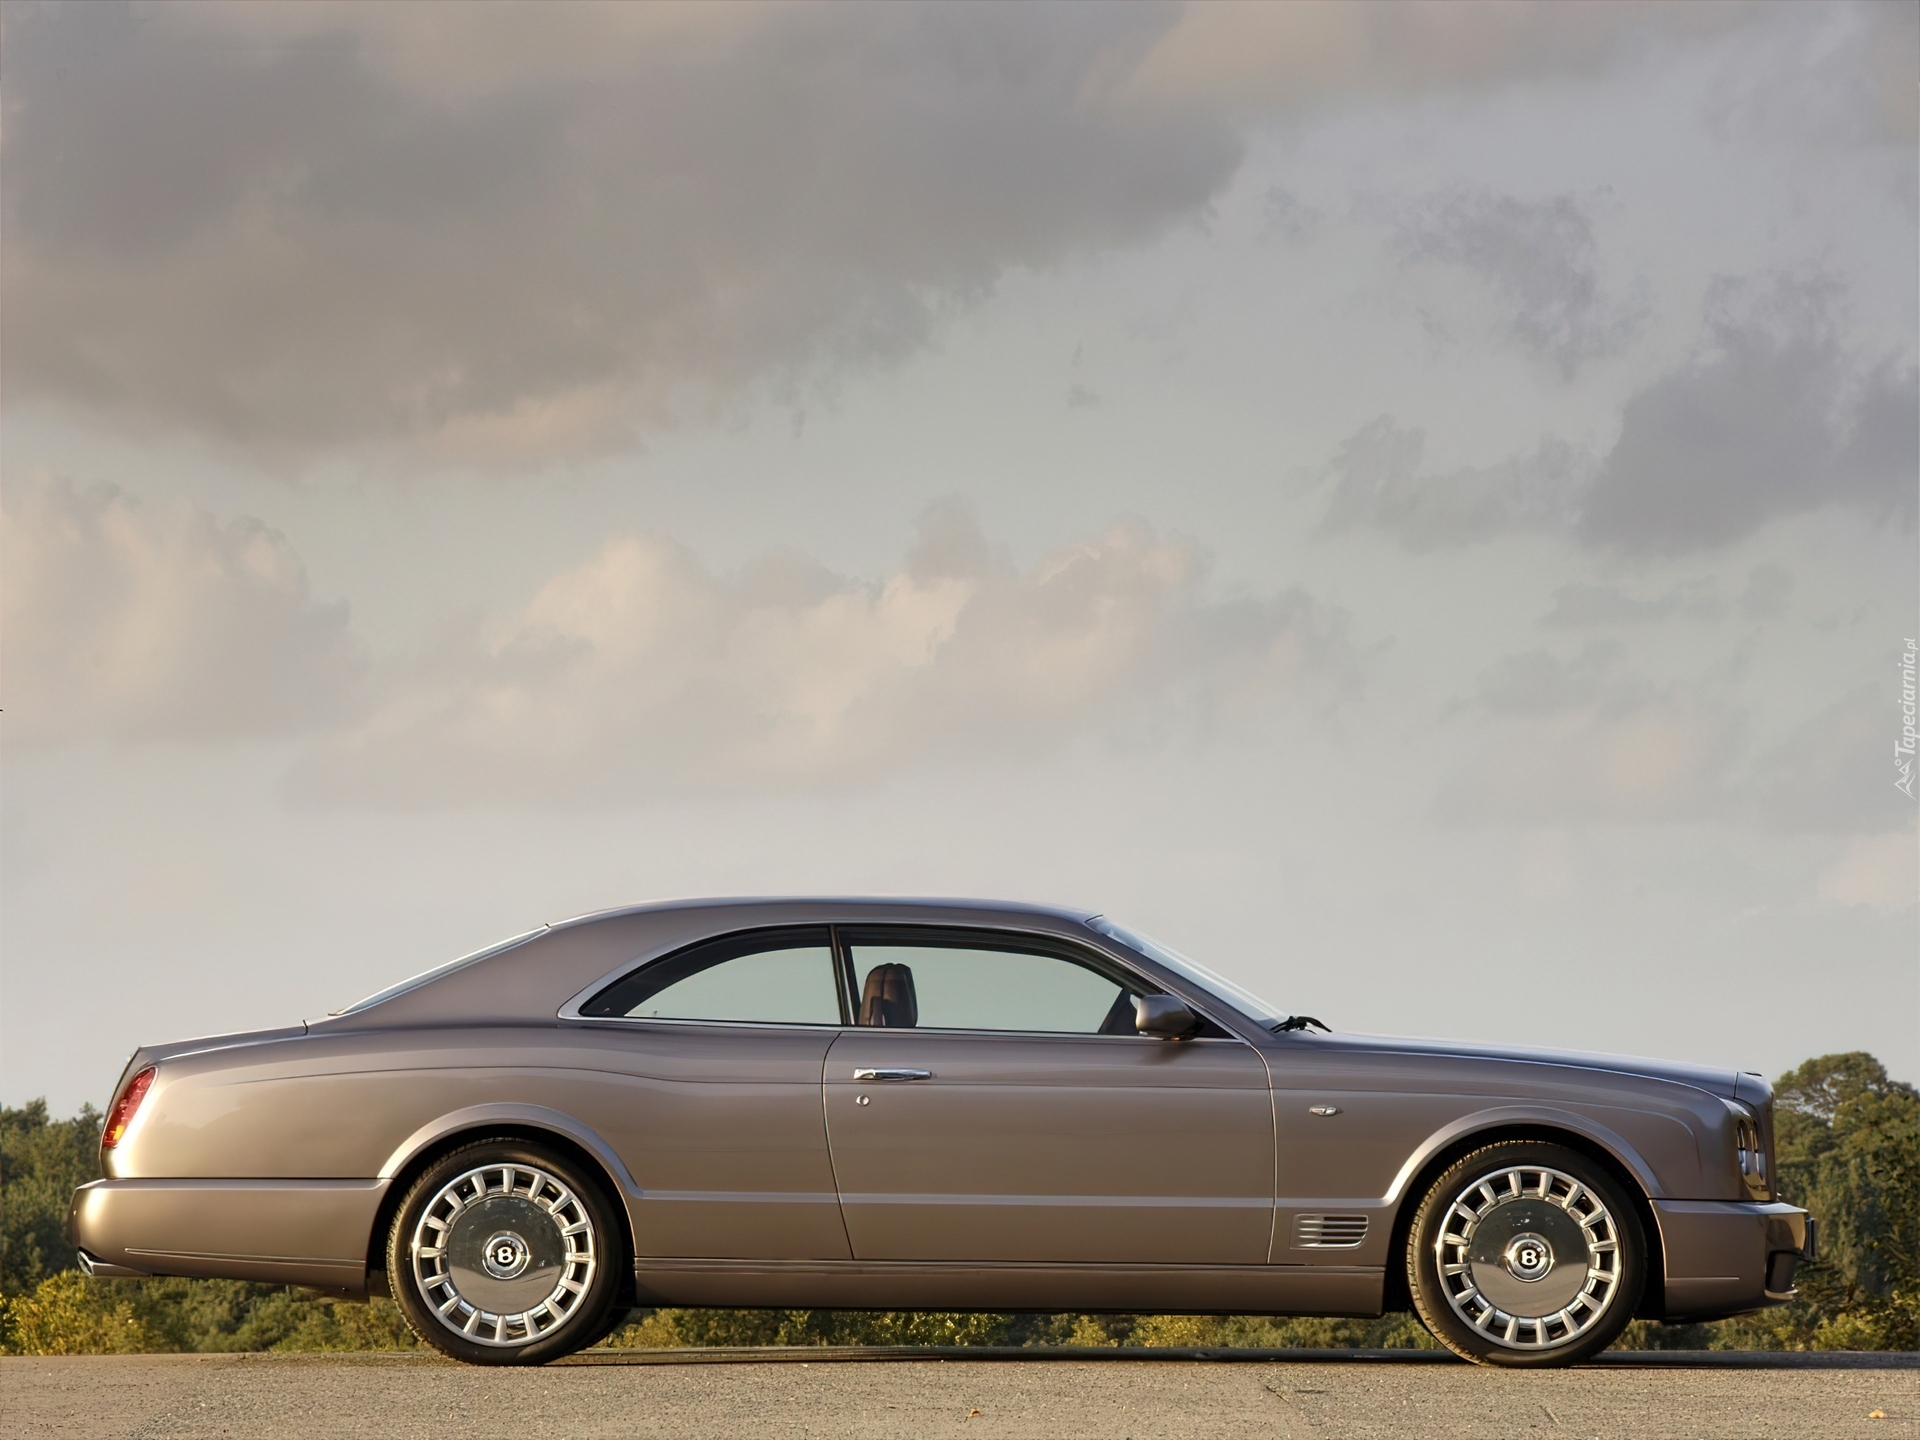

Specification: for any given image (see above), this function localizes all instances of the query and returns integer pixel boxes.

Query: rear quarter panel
[108,1022,850,1260]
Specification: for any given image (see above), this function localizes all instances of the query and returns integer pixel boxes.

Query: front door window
[843,932,1142,1034]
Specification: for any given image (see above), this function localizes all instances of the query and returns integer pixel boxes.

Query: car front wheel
[1407,1140,1645,1368]
[387,1138,628,1365]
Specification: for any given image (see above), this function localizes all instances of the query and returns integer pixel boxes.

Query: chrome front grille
[1295,1213,1368,1248]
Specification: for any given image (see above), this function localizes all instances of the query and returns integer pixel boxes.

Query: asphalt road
[2,1350,1914,1440]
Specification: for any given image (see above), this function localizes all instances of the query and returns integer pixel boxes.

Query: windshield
[1085,916,1284,1028]
[331,926,548,1017]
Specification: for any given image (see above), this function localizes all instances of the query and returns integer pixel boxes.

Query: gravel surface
[2,1351,1914,1439]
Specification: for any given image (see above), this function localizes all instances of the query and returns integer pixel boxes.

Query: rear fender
[377,1103,642,1197]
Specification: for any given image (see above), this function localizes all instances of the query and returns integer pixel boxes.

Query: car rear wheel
[387,1138,627,1365]
[1407,1140,1645,1368]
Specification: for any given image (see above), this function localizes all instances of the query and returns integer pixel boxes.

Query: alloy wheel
[1434,1162,1622,1350]
[408,1160,599,1348]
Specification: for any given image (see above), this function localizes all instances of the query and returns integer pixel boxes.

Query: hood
[1313,1030,1741,1099]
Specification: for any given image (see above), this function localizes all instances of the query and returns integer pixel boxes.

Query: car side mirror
[1134,994,1199,1040]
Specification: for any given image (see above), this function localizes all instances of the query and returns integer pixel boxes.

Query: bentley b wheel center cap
[482,1231,532,1280]
[1502,1233,1554,1282]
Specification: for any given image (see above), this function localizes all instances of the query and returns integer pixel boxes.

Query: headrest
[858,962,918,1027]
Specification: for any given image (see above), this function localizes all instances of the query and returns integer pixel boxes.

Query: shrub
[0,1270,152,1355]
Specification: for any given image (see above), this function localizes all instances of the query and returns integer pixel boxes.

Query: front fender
[1382,1103,1667,1204]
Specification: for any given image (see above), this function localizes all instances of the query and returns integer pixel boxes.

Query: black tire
[1407,1140,1645,1369]
[387,1138,629,1366]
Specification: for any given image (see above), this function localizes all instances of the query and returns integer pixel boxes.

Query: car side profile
[72,897,1813,1368]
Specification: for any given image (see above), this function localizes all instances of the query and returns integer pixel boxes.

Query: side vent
[1295,1213,1368,1248]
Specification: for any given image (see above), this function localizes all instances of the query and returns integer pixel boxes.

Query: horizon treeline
[3,1052,1913,1355]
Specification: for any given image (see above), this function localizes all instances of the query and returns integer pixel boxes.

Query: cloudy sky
[4,0,1915,1112]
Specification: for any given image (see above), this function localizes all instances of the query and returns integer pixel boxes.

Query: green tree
[2,1101,104,1296]
[1708,1052,1919,1351]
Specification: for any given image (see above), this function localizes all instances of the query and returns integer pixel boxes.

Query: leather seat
[858,963,918,1027]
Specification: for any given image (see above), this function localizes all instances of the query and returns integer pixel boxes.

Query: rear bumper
[70,1178,388,1298]
[1653,1199,1815,1322]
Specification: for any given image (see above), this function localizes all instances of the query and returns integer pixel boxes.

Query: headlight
[1722,1098,1769,1198]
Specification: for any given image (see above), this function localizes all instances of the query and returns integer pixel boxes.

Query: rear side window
[582,926,841,1026]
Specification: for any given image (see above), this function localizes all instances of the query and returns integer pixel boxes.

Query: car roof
[328,896,1105,1027]
[548,895,1099,932]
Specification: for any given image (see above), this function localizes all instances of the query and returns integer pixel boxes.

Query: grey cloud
[1391,187,1644,376]
[1117,2,1755,114]
[1,476,363,742]
[1,3,1779,462]
[1542,581,1724,627]
[1325,277,1915,558]
[1737,562,1795,622]
[1578,278,1919,554]
[1441,644,1908,833]
[1438,641,1741,826]
[1705,1,1919,153]
[1538,566,1794,628]
[1319,417,1579,551]
[1472,640,1636,718]
[1438,682,1740,827]
[292,503,1358,805]
[1261,186,1323,242]
[1,3,1233,458]
[1746,683,1917,835]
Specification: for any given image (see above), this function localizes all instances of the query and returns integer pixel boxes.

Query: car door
[822,926,1274,1264]
[570,925,852,1260]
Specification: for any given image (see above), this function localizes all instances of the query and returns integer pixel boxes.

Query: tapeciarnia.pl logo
[1898,638,1916,799]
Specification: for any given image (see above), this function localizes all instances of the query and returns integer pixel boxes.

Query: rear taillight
[102,1066,156,1150]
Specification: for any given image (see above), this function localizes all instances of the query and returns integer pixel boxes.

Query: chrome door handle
[851,1068,932,1081]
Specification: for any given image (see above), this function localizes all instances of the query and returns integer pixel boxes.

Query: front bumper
[70,1177,388,1298]
[1653,1199,1815,1322]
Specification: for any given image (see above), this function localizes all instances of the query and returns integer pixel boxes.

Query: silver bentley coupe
[72,898,1812,1368]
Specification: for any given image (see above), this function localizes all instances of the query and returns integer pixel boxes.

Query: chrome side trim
[126,1248,362,1269]
[636,1190,843,1206]
[637,1257,1380,1275]
[835,1192,1273,1210]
